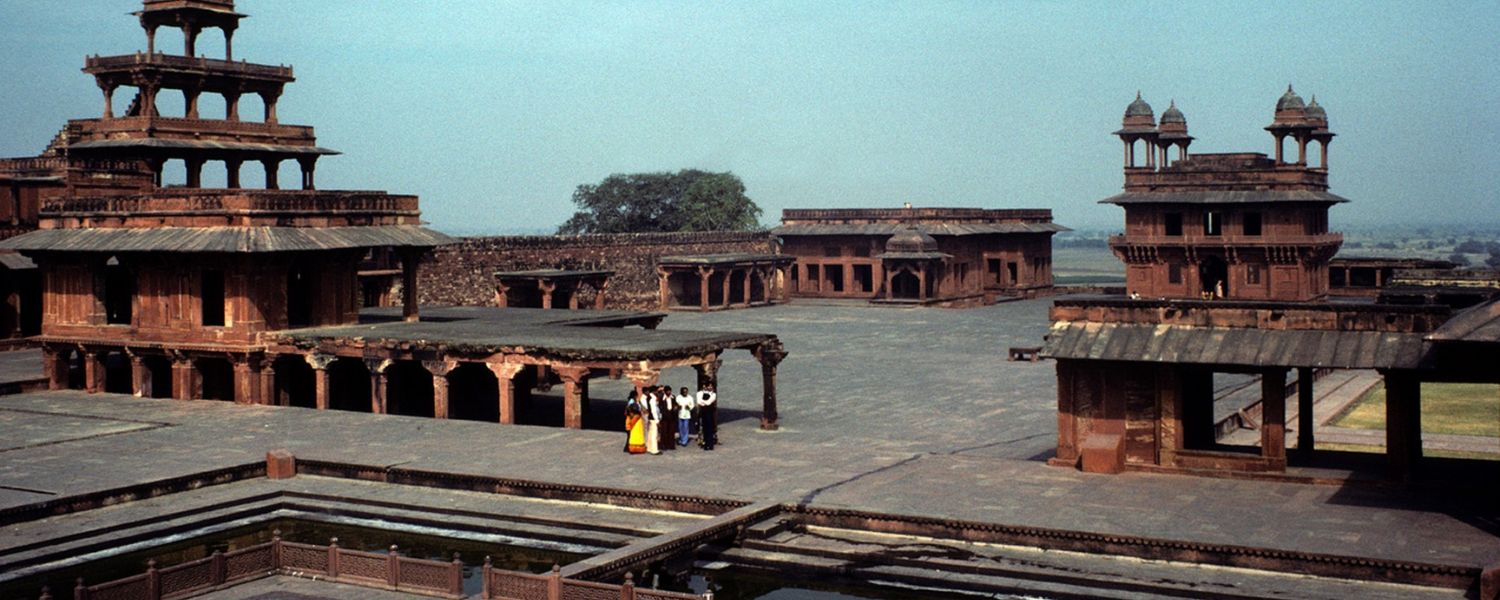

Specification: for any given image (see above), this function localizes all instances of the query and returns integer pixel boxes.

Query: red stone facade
[1106,88,1342,301]
[774,208,1064,306]
[418,231,775,310]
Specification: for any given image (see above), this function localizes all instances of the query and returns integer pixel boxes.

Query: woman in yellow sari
[625,403,647,454]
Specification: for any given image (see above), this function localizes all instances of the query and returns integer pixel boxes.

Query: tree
[557,169,762,234]
[1448,253,1470,267]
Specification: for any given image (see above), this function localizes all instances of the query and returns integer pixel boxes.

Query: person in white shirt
[644,389,662,455]
[675,386,695,447]
[696,384,719,450]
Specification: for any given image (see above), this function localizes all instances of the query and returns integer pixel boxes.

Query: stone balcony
[40,189,421,229]
[85,53,293,81]
[1049,296,1451,334]
[72,117,317,147]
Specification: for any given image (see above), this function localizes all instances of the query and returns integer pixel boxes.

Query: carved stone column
[554,366,590,429]
[538,280,556,310]
[232,355,260,405]
[42,346,65,390]
[753,340,787,430]
[694,356,722,391]
[129,353,149,397]
[697,266,714,312]
[487,363,525,424]
[82,350,103,394]
[495,282,510,308]
[306,354,334,410]
[657,268,671,310]
[172,354,194,401]
[424,360,456,419]
[1260,368,1287,469]
[365,358,391,414]
[258,359,276,406]
[593,279,609,310]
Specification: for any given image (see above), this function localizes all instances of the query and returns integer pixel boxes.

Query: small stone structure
[656,253,795,311]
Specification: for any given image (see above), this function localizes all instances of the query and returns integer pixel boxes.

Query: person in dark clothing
[656,386,677,450]
[697,384,718,450]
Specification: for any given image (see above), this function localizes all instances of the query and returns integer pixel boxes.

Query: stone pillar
[225,91,240,122]
[224,27,235,60]
[172,355,194,400]
[1273,134,1284,164]
[225,159,242,189]
[400,251,420,322]
[1052,360,1079,465]
[538,280,556,310]
[42,347,65,390]
[753,340,787,430]
[593,279,609,309]
[721,270,733,307]
[258,360,276,406]
[261,91,280,124]
[425,360,455,419]
[918,264,928,302]
[100,83,116,119]
[130,354,149,397]
[495,282,510,308]
[694,356,722,391]
[487,363,525,424]
[184,24,200,56]
[1297,367,1315,455]
[742,269,753,307]
[656,268,670,310]
[366,359,390,414]
[146,25,158,54]
[307,354,334,410]
[1260,368,1287,467]
[298,157,316,190]
[184,87,200,119]
[185,158,204,188]
[232,356,259,405]
[262,159,278,189]
[566,283,579,310]
[555,366,590,429]
[83,350,103,393]
[1384,370,1422,482]
[698,267,713,312]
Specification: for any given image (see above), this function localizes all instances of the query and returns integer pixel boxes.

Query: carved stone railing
[781,207,1053,224]
[75,117,316,141]
[1107,232,1343,248]
[85,53,293,80]
[42,190,419,217]
[60,531,708,600]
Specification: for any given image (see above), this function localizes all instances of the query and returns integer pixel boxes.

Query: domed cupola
[884,226,940,255]
[1121,91,1157,129]
[1159,99,1188,135]
[1273,84,1307,124]
[1304,95,1327,126]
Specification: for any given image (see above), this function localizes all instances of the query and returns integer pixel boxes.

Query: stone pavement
[0,300,1496,577]
[0,349,41,387]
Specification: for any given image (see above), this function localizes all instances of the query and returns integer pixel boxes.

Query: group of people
[623,384,718,455]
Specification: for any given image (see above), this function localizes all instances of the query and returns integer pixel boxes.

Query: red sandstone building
[1108,89,1341,301]
[773,207,1065,306]
[1045,89,1500,482]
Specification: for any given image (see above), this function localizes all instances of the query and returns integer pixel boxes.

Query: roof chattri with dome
[1160,100,1186,124]
[1275,85,1306,111]
[1304,96,1327,123]
[1125,91,1154,118]
[885,226,941,254]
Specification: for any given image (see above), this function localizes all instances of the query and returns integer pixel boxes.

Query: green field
[1052,247,1124,286]
[1332,382,1500,437]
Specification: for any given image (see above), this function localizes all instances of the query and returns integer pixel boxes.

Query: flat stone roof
[279,306,774,362]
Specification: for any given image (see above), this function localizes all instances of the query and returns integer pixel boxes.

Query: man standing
[675,386,695,447]
[644,388,662,455]
[697,384,719,450]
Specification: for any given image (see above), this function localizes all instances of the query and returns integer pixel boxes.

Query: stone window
[202,270,225,327]
[1164,213,1183,236]
[1203,212,1222,236]
[1243,212,1262,236]
[1168,263,1183,285]
[1247,264,1262,285]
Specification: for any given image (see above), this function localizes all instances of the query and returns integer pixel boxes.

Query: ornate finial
[1169,99,1176,108]
[1136,90,1142,100]
[1309,94,1318,105]
[1287,83,1294,92]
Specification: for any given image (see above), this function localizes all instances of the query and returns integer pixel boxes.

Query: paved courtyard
[0,299,1496,573]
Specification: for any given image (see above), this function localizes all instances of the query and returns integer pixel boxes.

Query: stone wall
[419,231,776,310]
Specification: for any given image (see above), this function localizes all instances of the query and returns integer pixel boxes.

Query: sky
[1,1,1496,235]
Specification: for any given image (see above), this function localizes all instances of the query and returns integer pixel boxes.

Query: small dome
[1276,84,1305,111]
[1160,100,1186,124]
[1304,96,1327,122]
[885,227,939,254]
[1125,91,1154,118]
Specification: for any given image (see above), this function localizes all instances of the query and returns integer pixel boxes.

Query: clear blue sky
[1,1,1496,234]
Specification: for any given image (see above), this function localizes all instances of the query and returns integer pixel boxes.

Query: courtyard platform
[0,300,1496,597]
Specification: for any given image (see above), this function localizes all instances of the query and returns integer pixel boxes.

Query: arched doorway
[272,355,315,408]
[328,358,371,412]
[891,270,921,300]
[1200,255,1229,298]
[386,361,434,417]
[448,363,498,422]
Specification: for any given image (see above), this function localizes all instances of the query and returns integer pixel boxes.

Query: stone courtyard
[1,300,1497,597]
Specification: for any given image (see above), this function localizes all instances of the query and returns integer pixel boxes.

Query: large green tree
[557,169,762,234]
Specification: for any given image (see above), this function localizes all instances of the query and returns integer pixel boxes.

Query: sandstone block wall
[419,231,775,310]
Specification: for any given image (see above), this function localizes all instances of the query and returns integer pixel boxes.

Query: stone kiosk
[656,253,794,311]
[495,269,613,310]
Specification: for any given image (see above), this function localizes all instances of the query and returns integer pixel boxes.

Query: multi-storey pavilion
[1106,87,1343,301]
[773,207,1065,306]
[0,1,791,431]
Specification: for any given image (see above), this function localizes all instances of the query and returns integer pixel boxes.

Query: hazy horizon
[2,1,1496,234]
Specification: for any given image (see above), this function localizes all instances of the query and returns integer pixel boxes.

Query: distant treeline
[1054,237,1110,249]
